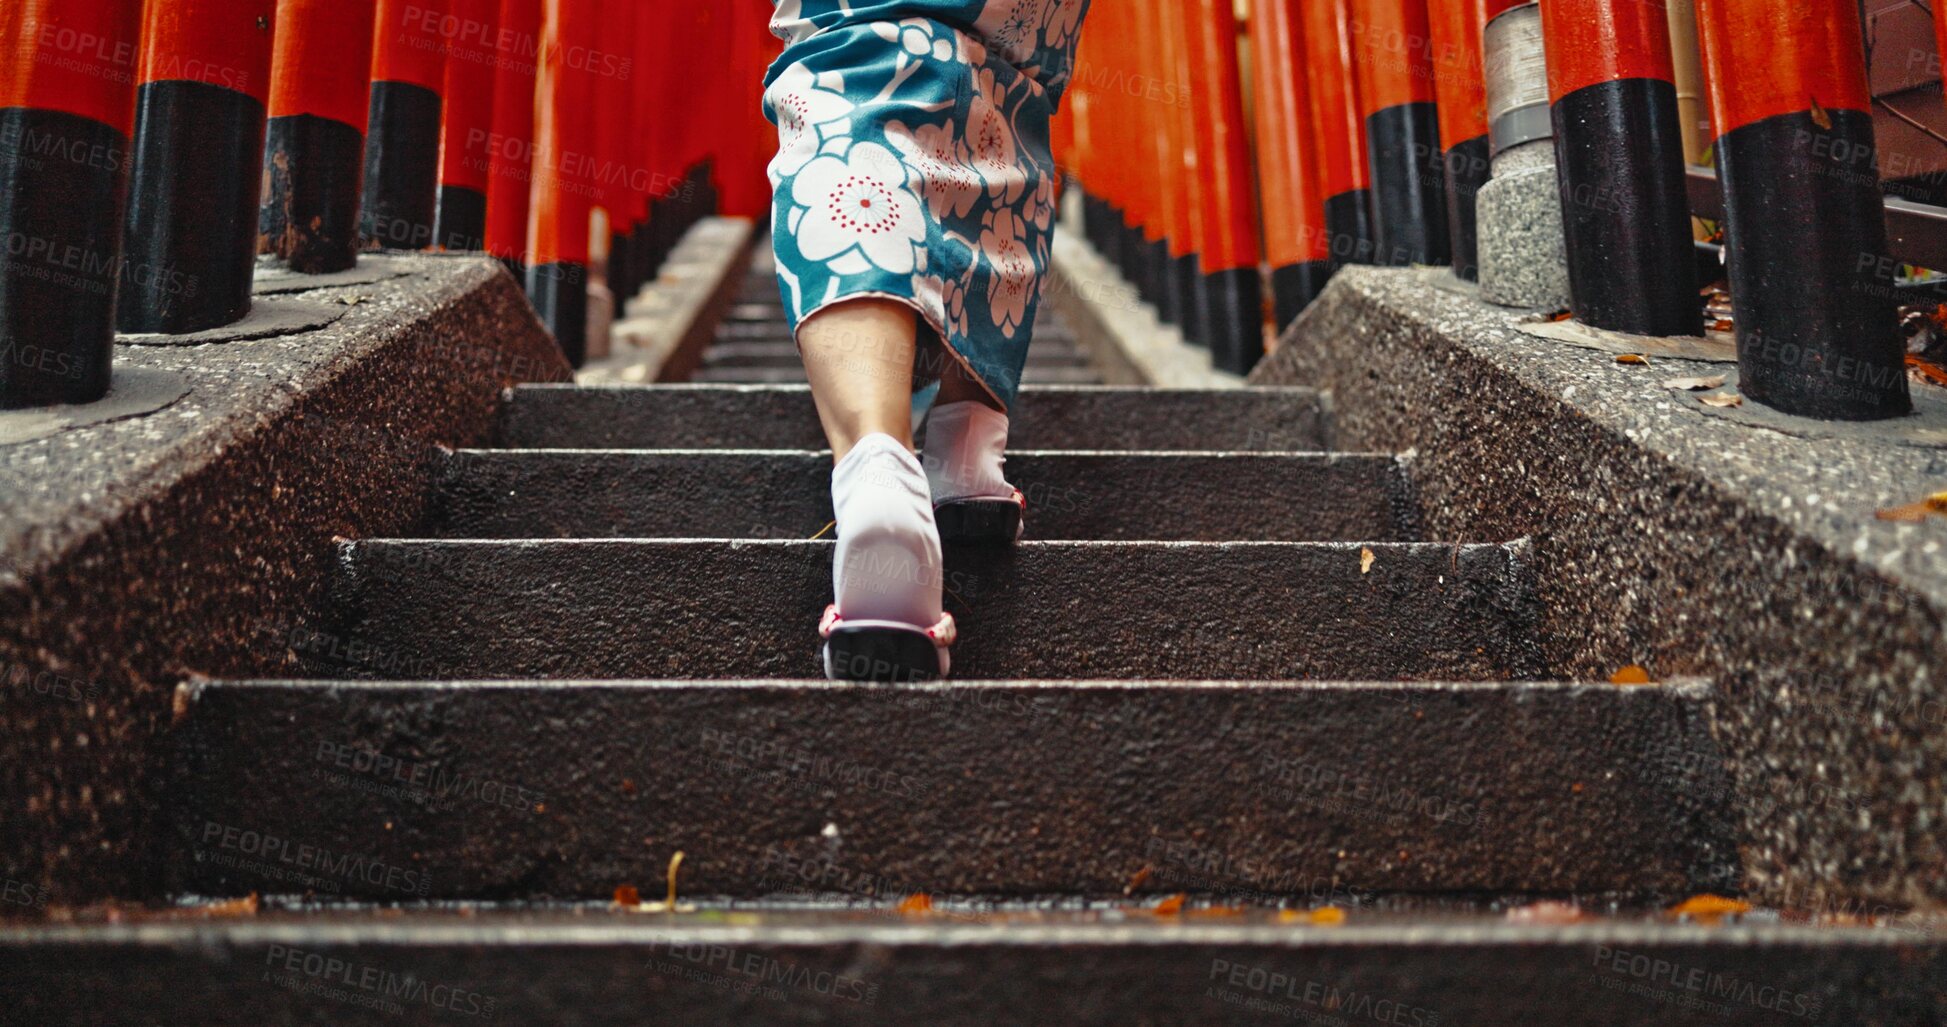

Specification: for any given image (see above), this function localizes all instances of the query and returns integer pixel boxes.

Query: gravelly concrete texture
[325,538,1543,681]
[164,678,1737,898]
[0,255,570,903]
[1254,266,1947,911]
[430,450,1423,542]
[3,910,1939,1026]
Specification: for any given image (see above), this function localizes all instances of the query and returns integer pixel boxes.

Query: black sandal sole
[824,626,943,682]
[935,498,1022,545]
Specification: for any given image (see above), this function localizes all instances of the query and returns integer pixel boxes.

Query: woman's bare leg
[799,299,920,461]
[935,355,1005,411]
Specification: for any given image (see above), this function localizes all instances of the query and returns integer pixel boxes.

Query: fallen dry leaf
[1669,894,1752,920]
[1876,491,1947,523]
[1710,318,1735,333]
[1123,865,1153,896]
[613,885,640,906]
[1505,901,1591,924]
[1699,392,1743,408]
[625,851,695,913]
[1610,664,1653,685]
[1662,375,1726,392]
[1615,353,1650,365]
[1279,907,1347,926]
[1360,547,1375,575]
[896,893,934,915]
[1186,906,1248,919]
[1153,894,1186,916]
[1908,354,1947,388]
[1810,97,1833,130]
[195,893,259,918]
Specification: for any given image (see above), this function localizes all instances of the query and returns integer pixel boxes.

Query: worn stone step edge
[497,384,1334,452]
[320,539,1544,681]
[165,677,1732,899]
[429,450,1424,543]
[2,913,1934,1027]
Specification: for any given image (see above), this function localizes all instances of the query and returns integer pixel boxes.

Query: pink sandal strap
[820,604,957,647]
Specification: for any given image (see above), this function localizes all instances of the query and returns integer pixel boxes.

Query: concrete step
[711,317,1077,343]
[6,911,1935,1025]
[699,341,1093,369]
[688,364,1106,386]
[316,539,1539,680]
[498,385,1332,452]
[430,450,1421,542]
[164,678,1733,899]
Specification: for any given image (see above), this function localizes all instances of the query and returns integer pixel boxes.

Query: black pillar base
[362,81,441,251]
[1324,189,1376,269]
[119,80,266,335]
[0,109,127,408]
[1366,101,1450,267]
[435,184,487,252]
[1271,260,1331,335]
[1155,242,1183,326]
[1551,78,1699,338]
[1719,108,1911,420]
[1443,134,1491,283]
[1201,265,1264,375]
[1173,252,1204,347]
[261,114,366,274]
[528,261,589,368]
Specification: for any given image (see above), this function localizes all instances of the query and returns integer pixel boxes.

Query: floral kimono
[763,0,1091,410]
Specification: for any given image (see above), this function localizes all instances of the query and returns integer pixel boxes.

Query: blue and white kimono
[763,0,1091,410]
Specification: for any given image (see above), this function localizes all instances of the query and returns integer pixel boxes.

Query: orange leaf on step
[1615,354,1650,365]
[1123,865,1153,896]
[1153,894,1186,915]
[1876,491,1947,523]
[1669,894,1751,920]
[897,893,934,915]
[1610,664,1652,685]
[613,885,640,907]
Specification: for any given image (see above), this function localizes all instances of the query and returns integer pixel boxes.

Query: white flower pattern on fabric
[979,207,1035,338]
[887,120,981,220]
[790,141,928,277]
[764,0,1090,409]
[766,63,854,180]
[967,74,1023,204]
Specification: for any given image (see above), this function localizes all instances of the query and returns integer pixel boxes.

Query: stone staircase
[687,250,1106,387]
[4,299,1940,1024]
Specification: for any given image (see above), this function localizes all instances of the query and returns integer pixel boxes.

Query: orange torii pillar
[434,0,499,251]
[118,0,275,335]
[1301,0,1376,269]
[1186,0,1265,373]
[1154,0,1195,333]
[363,0,446,250]
[1250,0,1332,333]
[1352,0,1449,267]
[483,0,542,279]
[1540,0,1698,337]
[0,0,142,408]
[718,4,777,222]
[594,0,634,302]
[261,0,379,274]
[1695,0,1910,419]
[1427,0,1518,282]
[526,0,597,365]
[611,0,652,303]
